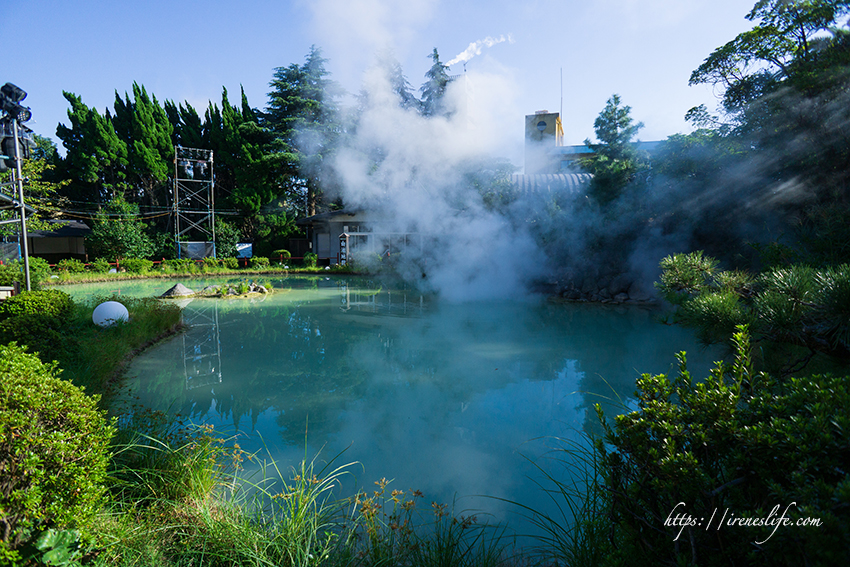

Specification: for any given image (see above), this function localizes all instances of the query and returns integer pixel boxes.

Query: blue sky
[4,0,755,162]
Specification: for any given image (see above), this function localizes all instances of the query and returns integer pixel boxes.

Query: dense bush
[202,257,222,269]
[162,258,196,272]
[0,314,65,363]
[249,256,270,269]
[0,343,115,561]
[120,257,154,273]
[0,289,74,323]
[0,262,22,288]
[303,252,317,268]
[0,258,51,290]
[85,196,155,260]
[222,257,239,269]
[88,257,112,273]
[272,249,291,259]
[597,326,850,567]
[57,258,86,273]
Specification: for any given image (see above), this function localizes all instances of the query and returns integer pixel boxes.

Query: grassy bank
[43,262,356,287]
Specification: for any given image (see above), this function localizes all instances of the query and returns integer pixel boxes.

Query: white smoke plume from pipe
[446,35,513,67]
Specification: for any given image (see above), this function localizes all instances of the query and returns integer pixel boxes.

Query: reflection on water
[67,276,721,534]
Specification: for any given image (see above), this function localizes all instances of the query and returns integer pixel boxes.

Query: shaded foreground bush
[0,343,115,564]
[596,326,850,566]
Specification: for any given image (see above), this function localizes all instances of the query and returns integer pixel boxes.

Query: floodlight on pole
[0,82,33,291]
[0,83,32,123]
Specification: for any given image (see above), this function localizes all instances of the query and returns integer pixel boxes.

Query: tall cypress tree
[164,100,205,149]
[126,83,173,211]
[56,92,128,206]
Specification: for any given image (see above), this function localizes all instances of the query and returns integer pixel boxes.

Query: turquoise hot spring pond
[65,275,722,537]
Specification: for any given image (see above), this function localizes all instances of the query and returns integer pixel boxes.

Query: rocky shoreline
[539,270,659,305]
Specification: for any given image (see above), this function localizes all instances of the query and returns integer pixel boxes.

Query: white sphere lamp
[93,301,129,327]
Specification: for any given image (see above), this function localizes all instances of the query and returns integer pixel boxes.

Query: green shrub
[303,252,318,268]
[120,257,154,273]
[249,256,270,269]
[597,326,850,567]
[0,314,65,363]
[222,257,239,269]
[0,262,23,288]
[0,343,116,560]
[27,257,52,289]
[0,258,51,290]
[88,258,112,273]
[203,257,222,269]
[0,289,74,323]
[162,258,195,272]
[272,249,292,259]
[57,258,86,273]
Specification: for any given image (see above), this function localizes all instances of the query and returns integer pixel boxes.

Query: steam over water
[328,57,542,301]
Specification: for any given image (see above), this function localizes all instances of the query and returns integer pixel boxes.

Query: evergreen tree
[265,46,343,217]
[580,94,647,206]
[122,83,173,211]
[379,51,421,111]
[206,87,298,232]
[420,48,453,117]
[55,92,128,206]
[164,100,205,149]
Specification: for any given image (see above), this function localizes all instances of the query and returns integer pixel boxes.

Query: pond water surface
[66,275,722,536]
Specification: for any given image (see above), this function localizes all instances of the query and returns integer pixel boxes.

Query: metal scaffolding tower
[173,146,216,258]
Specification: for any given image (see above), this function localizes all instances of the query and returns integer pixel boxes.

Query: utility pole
[12,120,30,290]
[0,82,34,291]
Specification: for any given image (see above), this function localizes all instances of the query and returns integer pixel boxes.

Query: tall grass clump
[94,417,356,566]
[497,437,612,567]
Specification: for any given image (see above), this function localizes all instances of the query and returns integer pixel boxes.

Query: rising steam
[330,57,538,301]
[446,35,513,67]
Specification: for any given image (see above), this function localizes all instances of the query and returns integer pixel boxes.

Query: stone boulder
[160,283,195,298]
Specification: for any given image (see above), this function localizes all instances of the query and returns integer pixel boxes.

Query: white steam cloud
[331,59,538,302]
[446,35,513,67]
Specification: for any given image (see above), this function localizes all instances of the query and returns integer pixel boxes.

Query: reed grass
[495,436,613,567]
[92,418,357,567]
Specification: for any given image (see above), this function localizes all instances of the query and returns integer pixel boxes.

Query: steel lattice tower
[173,146,216,258]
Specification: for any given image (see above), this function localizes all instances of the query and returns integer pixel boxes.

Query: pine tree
[580,94,646,206]
[420,48,452,117]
